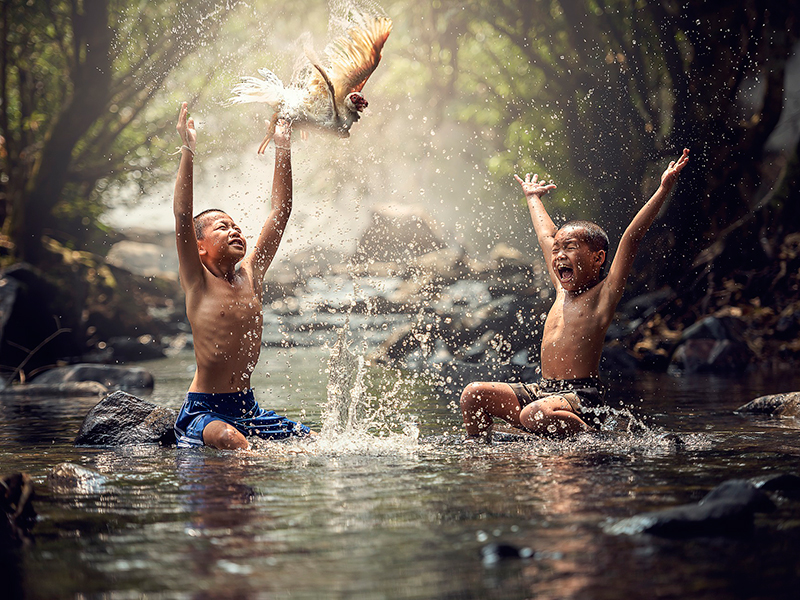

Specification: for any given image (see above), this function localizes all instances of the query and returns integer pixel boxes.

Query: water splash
[316,327,418,455]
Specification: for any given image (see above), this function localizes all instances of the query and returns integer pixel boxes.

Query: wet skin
[462,151,690,439]
[541,226,609,381]
[188,212,264,394]
[174,102,297,449]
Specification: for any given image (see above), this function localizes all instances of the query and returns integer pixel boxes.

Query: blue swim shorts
[174,388,311,448]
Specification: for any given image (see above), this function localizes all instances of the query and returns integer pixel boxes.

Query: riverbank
[2,211,799,389]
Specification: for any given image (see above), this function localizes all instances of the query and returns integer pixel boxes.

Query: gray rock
[352,204,447,264]
[74,390,177,447]
[620,287,675,320]
[47,463,108,494]
[106,240,177,278]
[670,338,752,374]
[1,381,108,397]
[736,392,800,417]
[33,363,154,392]
[754,473,800,498]
[607,479,774,538]
[106,335,165,362]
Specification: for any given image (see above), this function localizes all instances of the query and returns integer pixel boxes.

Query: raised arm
[247,120,293,283]
[173,102,205,291]
[605,148,690,300]
[514,172,559,288]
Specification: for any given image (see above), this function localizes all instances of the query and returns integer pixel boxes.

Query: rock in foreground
[736,392,800,418]
[607,479,774,537]
[74,390,177,447]
[47,463,108,494]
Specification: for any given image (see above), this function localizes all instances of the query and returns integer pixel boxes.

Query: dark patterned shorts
[509,377,607,415]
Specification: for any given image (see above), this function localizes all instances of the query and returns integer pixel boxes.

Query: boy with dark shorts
[460,149,690,439]
[172,102,312,450]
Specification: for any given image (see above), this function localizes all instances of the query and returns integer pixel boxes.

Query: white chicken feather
[229,10,392,153]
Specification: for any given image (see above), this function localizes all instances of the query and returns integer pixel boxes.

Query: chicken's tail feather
[228,68,284,107]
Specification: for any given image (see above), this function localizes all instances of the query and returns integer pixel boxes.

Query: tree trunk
[11,0,112,263]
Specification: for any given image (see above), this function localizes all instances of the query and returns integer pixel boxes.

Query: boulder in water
[754,473,800,499]
[1,380,107,397]
[74,390,177,447]
[736,392,800,418]
[606,479,774,538]
[47,463,108,494]
[352,204,447,264]
[670,315,753,374]
[33,363,154,392]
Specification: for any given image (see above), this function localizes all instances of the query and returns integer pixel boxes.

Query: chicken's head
[346,92,369,112]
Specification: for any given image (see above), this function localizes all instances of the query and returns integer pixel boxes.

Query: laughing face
[551,225,605,292]
[197,211,246,263]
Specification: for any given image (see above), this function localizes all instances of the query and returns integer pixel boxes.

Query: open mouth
[229,239,244,250]
[556,264,574,283]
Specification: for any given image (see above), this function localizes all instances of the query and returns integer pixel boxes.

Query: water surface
[2,346,800,599]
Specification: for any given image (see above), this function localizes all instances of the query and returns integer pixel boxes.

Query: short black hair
[560,220,609,271]
[193,208,228,240]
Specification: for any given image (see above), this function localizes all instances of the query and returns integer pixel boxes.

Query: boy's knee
[203,421,248,450]
[460,382,487,407]
[520,403,549,430]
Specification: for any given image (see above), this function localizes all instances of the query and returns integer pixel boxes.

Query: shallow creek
[2,344,800,599]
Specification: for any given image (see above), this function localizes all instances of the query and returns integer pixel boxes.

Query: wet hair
[560,220,609,272]
[193,208,228,240]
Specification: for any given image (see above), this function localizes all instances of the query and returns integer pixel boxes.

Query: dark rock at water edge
[0,264,86,375]
[1,472,36,547]
[736,392,800,418]
[75,390,177,447]
[669,316,753,374]
[607,479,774,538]
[755,473,800,499]
[33,363,155,392]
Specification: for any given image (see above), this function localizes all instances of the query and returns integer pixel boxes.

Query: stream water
[2,339,800,599]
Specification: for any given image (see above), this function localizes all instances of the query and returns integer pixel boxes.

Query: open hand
[514,172,557,199]
[660,148,690,190]
[176,102,196,153]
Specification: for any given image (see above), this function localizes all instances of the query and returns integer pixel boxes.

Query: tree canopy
[1,0,798,292]
[0,0,234,263]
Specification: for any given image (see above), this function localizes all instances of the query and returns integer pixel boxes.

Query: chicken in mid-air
[229,10,392,153]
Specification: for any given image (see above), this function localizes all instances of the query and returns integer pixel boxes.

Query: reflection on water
[2,345,800,599]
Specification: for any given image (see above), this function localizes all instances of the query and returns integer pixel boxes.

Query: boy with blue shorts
[172,102,312,449]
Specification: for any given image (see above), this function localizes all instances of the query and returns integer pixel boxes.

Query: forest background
[2,0,800,377]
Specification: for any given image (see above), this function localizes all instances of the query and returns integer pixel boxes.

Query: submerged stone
[74,390,177,447]
[480,542,533,565]
[1,381,108,397]
[736,392,800,418]
[47,463,108,494]
[607,479,774,538]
